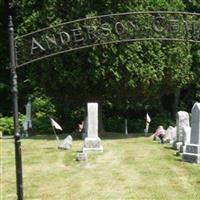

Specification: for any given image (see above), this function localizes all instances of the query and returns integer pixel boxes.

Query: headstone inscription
[182,103,200,163]
[83,103,103,153]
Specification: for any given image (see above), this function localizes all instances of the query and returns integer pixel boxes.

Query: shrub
[0,114,25,135]
[65,106,85,133]
[0,116,13,135]
[104,116,124,132]
[32,95,56,134]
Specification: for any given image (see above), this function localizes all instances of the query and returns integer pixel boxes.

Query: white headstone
[58,135,73,150]
[83,103,103,152]
[177,111,190,142]
[144,113,151,136]
[173,111,189,150]
[183,126,191,145]
[170,126,177,145]
[182,103,200,163]
[164,126,174,143]
[88,103,98,138]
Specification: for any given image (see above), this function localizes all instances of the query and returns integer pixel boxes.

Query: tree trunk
[172,88,181,119]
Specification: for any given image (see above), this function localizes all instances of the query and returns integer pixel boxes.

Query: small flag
[50,118,63,131]
[146,113,151,123]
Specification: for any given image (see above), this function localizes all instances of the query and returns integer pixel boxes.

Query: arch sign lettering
[16,11,200,67]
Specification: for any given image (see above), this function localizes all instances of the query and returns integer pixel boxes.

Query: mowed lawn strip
[2,134,200,200]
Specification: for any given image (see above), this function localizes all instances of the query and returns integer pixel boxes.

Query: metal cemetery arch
[16,11,200,67]
[9,11,200,200]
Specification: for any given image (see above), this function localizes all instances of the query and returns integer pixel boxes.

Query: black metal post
[8,15,23,200]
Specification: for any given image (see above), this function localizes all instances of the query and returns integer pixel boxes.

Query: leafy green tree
[177,1,200,112]
[0,0,197,133]
[0,0,12,115]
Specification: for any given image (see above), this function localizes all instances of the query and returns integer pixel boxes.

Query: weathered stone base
[182,144,200,163]
[76,152,88,161]
[182,153,200,163]
[176,142,183,151]
[172,140,177,149]
[172,141,183,151]
[58,135,72,150]
[83,137,103,153]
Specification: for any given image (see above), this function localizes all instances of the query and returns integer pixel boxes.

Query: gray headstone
[176,126,191,153]
[83,103,103,153]
[190,103,200,144]
[182,103,200,163]
[58,135,73,150]
[23,98,32,137]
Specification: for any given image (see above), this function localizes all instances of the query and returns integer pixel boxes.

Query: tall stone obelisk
[83,103,103,152]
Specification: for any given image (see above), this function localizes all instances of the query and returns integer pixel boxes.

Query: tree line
[0,0,200,134]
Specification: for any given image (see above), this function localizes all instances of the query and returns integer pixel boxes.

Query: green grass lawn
[1,133,200,200]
